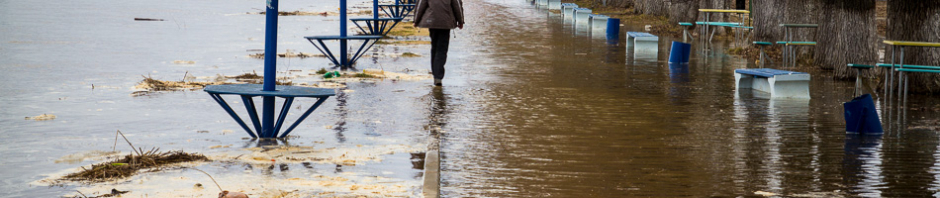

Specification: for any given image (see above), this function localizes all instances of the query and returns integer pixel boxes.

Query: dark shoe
[434,79,442,86]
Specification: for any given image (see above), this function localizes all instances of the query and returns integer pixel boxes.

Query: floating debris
[172,60,195,65]
[25,114,56,121]
[248,51,325,59]
[134,18,164,21]
[63,150,208,182]
[401,52,421,57]
[255,11,337,16]
[134,75,230,92]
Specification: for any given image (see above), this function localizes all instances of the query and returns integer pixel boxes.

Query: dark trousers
[429,28,450,80]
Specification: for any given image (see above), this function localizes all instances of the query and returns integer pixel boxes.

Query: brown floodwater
[1,0,939,197]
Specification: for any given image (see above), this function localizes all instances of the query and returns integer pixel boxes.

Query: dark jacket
[413,0,464,29]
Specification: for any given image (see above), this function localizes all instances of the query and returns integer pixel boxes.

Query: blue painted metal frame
[206,0,335,139]
[206,84,334,138]
[379,4,415,18]
[305,35,382,68]
[350,18,404,35]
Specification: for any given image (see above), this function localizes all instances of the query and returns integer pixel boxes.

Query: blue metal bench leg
[209,94,258,138]
[309,39,342,66]
[240,96,264,134]
[271,97,295,137]
[280,97,328,138]
[350,39,378,64]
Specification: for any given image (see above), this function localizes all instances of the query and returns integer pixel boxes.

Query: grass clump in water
[353,73,377,78]
[316,68,329,74]
[63,150,208,182]
[401,52,421,57]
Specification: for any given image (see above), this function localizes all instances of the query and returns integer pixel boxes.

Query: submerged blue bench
[350,17,404,35]
[305,35,382,67]
[205,84,335,138]
[379,4,415,18]
[735,68,811,98]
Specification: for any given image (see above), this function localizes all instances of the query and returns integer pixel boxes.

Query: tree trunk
[635,0,666,16]
[698,0,733,35]
[605,0,633,8]
[667,0,700,25]
[784,0,821,60]
[886,0,940,93]
[813,0,877,77]
[752,0,786,42]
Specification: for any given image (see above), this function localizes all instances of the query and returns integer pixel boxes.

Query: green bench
[847,64,875,96]
[753,41,773,68]
[679,22,694,42]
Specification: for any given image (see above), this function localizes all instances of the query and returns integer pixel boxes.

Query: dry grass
[386,22,429,37]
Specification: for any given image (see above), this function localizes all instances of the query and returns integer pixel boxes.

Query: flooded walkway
[1,0,940,197]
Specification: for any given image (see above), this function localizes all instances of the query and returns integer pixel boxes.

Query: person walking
[413,0,464,86]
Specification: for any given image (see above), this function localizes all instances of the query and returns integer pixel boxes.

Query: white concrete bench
[626,32,658,61]
[573,8,591,27]
[734,68,811,99]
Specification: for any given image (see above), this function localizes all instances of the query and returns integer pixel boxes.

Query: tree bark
[667,0,700,25]
[813,0,878,77]
[635,0,666,16]
[886,0,940,93]
[752,0,786,42]
[784,0,820,59]
[604,0,634,8]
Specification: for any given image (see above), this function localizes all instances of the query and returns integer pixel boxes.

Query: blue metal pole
[340,0,348,68]
[373,0,379,34]
[262,0,279,138]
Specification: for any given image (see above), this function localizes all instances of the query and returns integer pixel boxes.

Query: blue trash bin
[843,94,883,134]
[668,41,691,64]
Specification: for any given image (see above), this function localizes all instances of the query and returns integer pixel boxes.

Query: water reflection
[334,86,349,143]
[843,134,885,197]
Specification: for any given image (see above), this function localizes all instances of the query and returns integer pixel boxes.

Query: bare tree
[813,0,878,78]
[885,0,940,93]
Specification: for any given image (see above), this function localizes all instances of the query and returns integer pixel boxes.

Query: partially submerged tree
[813,0,878,78]
[885,0,940,93]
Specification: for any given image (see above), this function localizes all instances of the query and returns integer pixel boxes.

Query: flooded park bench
[626,32,659,62]
[573,8,592,27]
[377,2,415,18]
[696,9,749,43]
[678,22,694,42]
[206,0,335,139]
[547,0,560,10]
[306,0,383,69]
[205,84,334,138]
[779,24,817,67]
[753,41,772,68]
[734,68,811,99]
[350,0,405,35]
[561,3,578,23]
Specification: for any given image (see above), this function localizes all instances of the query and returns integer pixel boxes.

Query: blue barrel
[606,18,620,42]
[844,94,883,134]
[668,41,691,64]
